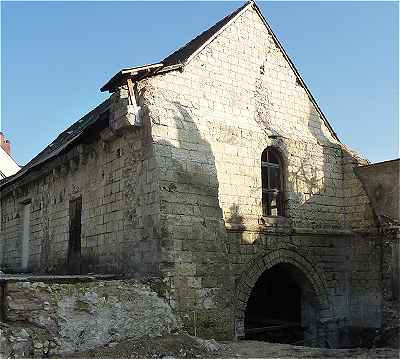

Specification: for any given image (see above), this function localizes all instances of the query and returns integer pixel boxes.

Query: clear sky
[1,1,398,166]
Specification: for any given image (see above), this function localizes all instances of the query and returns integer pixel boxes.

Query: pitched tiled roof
[2,1,341,188]
[100,1,339,141]
[100,1,252,92]
[2,2,254,188]
[0,99,111,188]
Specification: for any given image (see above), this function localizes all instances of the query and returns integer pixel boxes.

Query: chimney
[4,140,11,156]
[0,132,12,156]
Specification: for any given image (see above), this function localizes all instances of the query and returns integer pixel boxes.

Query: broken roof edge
[100,2,253,93]
[100,1,340,143]
[100,64,184,93]
[0,98,112,190]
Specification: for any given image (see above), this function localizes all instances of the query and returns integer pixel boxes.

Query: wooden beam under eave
[100,63,163,93]
[126,78,139,110]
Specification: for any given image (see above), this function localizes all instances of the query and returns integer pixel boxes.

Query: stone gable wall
[146,6,375,233]
[0,4,382,343]
[144,5,381,340]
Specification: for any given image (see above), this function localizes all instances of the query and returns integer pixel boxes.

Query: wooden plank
[246,317,301,327]
[126,78,141,118]
[246,323,301,334]
[121,63,163,74]
[0,274,121,283]
[126,78,135,107]
[261,161,280,168]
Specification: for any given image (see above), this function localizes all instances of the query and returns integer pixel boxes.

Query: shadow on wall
[148,51,379,343]
[239,54,381,346]
[229,61,338,346]
[155,99,234,339]
[253,52,344,231]
[118,106,161,277]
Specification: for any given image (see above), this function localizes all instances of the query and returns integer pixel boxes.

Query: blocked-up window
[393,238,399,300]
[68,196,82,273]
[21,202,31,269]
[261,147,284,216]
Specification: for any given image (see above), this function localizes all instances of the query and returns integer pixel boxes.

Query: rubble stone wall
[0,279,179,357]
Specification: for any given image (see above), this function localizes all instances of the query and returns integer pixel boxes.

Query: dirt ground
[64,334,398,359]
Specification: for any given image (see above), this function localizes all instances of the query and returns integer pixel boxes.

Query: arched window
[261,147,284,216]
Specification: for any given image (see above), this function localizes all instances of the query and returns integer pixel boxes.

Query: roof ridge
[161,1,252,67]
[101,1,252,92]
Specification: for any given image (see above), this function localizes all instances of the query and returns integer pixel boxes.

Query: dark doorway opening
[244,263,311,344]
[68,196,82,274]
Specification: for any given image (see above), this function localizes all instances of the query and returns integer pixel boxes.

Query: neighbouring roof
[0,99,111,188]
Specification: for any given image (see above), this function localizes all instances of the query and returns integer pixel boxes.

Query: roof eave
[100,63,164,92]
[100,71,125,93]
[0,99,112,190]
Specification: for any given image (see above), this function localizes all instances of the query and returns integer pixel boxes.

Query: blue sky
[1,1,398,165]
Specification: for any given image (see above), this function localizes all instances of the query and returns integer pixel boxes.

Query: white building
[0,132,20,179]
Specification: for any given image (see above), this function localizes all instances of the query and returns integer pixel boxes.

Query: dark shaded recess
[244,263,303,343]
[68,196,82,274]
[261,147,284,216]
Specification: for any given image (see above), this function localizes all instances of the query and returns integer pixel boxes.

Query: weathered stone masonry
[0,277,179,357]
[0,1,387,346]
[143,3,381,343]
[1,90,161,276]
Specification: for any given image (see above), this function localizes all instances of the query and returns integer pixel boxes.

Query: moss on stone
[73,300,91,313]
[179,308,231,340]
[143,278,169,300]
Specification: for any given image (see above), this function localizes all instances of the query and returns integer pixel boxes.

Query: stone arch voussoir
[234,243,333,338]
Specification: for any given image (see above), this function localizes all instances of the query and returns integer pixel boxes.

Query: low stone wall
[0,278,180,357]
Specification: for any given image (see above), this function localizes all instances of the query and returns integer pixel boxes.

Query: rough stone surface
[141,5,382,341]
[1,279,179,356]
[0,324,32,359]
[355,159,400,345]
[0,89,160,276]
[49,334,400,359]
[0,2,391,345]
[355,160,400,222]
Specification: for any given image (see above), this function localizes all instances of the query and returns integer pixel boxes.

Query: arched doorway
[244,262,319,345]
[234,246,333,347]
